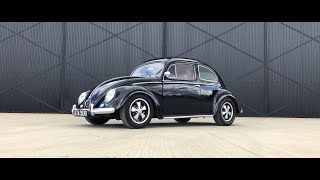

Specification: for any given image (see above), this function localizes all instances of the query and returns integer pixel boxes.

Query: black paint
[76,58,240,119]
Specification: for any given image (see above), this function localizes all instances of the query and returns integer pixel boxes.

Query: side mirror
[164,71,170,78]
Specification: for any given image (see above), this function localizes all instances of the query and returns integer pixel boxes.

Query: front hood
[87,76,158,105]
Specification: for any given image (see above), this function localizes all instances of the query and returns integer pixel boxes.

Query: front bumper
[71,104,115,116]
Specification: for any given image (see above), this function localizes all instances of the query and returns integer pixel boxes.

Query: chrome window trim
[198,65,218,82]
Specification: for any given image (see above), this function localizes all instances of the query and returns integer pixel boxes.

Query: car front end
[72,89,117,117]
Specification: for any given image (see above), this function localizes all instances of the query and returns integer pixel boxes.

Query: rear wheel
[85,116,109,125]
[214,97,236,126]
[120,95,154,129]
[174,118,191,123]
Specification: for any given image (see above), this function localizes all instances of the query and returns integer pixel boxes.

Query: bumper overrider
[72,104,115,116]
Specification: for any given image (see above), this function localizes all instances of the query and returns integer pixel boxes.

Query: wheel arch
[114,86,161,118]
[212,90,240,116]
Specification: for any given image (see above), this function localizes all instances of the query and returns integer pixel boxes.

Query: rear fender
[212,89,240,116]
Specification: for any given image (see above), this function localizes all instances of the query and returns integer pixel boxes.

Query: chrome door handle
[194,85,200,87]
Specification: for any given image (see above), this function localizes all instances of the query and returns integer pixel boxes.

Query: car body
[72,57,242,128]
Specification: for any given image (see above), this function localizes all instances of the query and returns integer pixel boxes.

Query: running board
[163,115,213,119]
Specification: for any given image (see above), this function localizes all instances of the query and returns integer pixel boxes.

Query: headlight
[78,92,87,105]
[105,89,116,103]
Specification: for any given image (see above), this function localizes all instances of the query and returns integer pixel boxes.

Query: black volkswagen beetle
[72,58,242,129]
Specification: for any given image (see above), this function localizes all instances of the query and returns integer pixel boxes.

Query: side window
[166,63,196,81]
[176,63,195,80]
[167,64,177,79]
[168,63,195,81]
[198,65,218,82]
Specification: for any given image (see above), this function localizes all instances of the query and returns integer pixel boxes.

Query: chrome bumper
[72,104,115,116]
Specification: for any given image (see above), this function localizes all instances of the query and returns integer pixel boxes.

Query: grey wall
[0,22,320,117]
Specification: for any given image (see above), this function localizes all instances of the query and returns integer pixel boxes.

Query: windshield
[130,62,164,78]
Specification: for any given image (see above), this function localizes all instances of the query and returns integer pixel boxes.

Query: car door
[162,62,202,116]
[197,65,221,114]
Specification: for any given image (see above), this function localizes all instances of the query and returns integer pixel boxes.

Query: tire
[85,116,109,125]
[174,118,191,123]
[214,97,236,126]
[120,94,154,129]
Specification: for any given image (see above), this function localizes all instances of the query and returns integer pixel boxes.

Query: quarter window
[198,65,218,82]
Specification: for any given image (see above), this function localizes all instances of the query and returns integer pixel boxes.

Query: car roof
[142,57,225,87]
[143,57,204,64]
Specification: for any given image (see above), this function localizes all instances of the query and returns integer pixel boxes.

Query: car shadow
[77,121,240,129]
[147,122,219,128]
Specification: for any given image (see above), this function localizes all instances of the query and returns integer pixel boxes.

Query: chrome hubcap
[129,98,150,124]
[221,102,233,122]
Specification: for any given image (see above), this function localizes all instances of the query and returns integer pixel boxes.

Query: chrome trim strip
[163,115,213,119]
[71,104,115,116]
[163,81,218,86]
[132,82,162,85]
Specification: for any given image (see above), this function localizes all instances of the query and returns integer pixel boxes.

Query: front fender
[212,89,240,116]
[111,86,161,118]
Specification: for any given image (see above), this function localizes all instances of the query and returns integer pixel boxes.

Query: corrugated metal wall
[0,22,319,117]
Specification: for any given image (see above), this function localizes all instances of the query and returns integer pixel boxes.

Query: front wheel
[214,97,236,126]
[120,95,154,129]
[85,116,109,125]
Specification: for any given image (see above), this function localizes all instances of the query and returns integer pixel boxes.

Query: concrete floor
[0,113,320,158]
